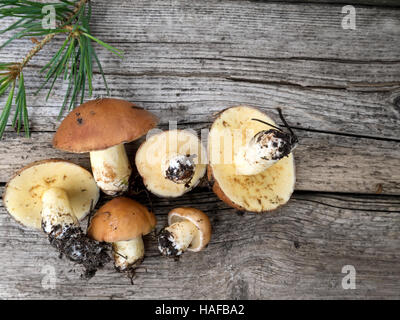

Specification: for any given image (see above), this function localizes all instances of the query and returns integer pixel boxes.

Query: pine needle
[0,0,123,138]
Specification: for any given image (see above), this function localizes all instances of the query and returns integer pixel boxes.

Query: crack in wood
[293,197,400,213]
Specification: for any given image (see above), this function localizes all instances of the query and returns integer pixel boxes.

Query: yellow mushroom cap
[88,197,157,243]
[168,207,211,252]
[208,106,296,212]
[3,159,100,229]
[135,129,207,198]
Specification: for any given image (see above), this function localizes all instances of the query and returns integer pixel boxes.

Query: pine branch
[0,0,123,138]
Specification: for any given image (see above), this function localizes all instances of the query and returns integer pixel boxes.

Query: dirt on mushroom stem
[250,110,299,162]
[254,129,295,161]
[43,223,111,279]
[157,218,199,257]
[158,229,181,257]
[113,251,144,285]
[164,154,196,187]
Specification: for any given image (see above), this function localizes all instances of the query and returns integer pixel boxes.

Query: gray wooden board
[0,72,399,139]
[0,130,399,194]
[0,187,399,299]
[0,0,399,299]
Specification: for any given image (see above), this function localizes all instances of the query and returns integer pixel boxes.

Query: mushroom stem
[113,237,144,271]
[234,130,293,176]
[90,144,132,195]
[162,154,196,185]
[41,188,79,234]
[41,187,111,278]
[158,220,198,256]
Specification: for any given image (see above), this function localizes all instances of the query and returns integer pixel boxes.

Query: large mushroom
[88,197,157,272]
[53,98,158,196]
[158,207,211,257]
[3,159,110,277]
[208,106,297,212]
[135,129,207,198]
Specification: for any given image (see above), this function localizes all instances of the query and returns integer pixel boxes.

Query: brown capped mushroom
[88,197,157,272]
[135,129,207,198]
[208,106,297,212]
[158,207,211,257]
[3,159,110,278]
[53,98,158,196]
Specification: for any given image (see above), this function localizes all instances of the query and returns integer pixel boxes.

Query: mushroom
[135,129,207,197]
[158,207,211,257]
[3,159,110,278]
[53,98,158,196]
[208,106,297,212]
[87,197,157,272]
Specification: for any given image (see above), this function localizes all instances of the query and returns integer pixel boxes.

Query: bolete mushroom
[3,159,110,278]
[158,207,211,257]
[88,197,157,272]
[135,129,207,197]
[208,106,297,212]
[53,98,158,195]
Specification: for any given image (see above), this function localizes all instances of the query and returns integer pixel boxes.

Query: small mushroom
[87,197,157,272]
[158,207,211,257]
[3,159,110,278]
[135,129,207,197]
[208,106,297,212]
[53,98,158,195]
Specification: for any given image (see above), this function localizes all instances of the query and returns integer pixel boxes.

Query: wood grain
[266,0,400,7]
[0,1,399,138]
[0,188,399,299]
[0,0,399,299]
[0,129,399,194]
[0,72,399,141]
[2,1,400,90]
[89,1,400,60]
[2,40,400,91]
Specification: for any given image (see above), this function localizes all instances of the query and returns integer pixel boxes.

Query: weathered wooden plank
[2,41,399,91]
[86,0,400,61]
[0,189,399,299]
[1,0,400,88]
[0,0,399,300]
[0,73,399,141]
[0,129,399,194]
[3,0,399,87]
[4,0,400,59]
[267,0,400,7]
[1,1,399,138]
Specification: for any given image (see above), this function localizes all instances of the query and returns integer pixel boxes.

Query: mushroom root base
[158,229,181,257]
[45,223,111,279]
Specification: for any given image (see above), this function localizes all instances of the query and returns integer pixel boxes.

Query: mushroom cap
[208,106,296,213]
[3,159,100,229]
[135,129,207,198]
[88,197,157,243]
[53,98,159,153]
[168,207,211,252]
